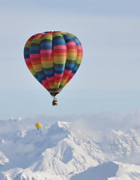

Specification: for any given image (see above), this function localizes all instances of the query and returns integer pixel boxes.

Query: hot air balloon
[35,123,42,130]
[24,31,83,105]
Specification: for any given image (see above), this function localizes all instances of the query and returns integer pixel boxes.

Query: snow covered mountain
[0,117,140,180]
[71,161,140,180]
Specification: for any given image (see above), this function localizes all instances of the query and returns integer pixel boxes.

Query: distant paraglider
[35,123,42,130]
[24,31,83,105]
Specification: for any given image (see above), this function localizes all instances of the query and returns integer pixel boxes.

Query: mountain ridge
[0,118,140,179]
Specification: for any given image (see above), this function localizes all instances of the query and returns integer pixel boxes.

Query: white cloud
[69,109,140,134]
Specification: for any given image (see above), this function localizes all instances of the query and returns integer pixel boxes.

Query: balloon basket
[52,98,58,106]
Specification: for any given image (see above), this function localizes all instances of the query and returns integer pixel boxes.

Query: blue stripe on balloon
[44,70,53,75]
[40,42,52,47]
[24,51,29,56]
[44,70,54,77]
[29,50,40,54]
[54,66,64,71]
[29,45,40,54]
[65,63,75,70]
[64,35,74,43]
[40,42,52,50]
[37,77,42,83]
[40,45,52,50]
[45,74,54,77]
[24,54,29,58]
[72,66,79,74]
[53,38,66,46]
[30,46,39,50]
[74,39,81,46]
[37,74,46,79]
[54,70,64,74]
[65,63,75,68]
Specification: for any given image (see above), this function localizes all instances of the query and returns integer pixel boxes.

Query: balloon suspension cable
[52,96,58,106]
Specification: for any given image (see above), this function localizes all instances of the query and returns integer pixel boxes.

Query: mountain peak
[9,117,22,122]
[0,152,9,166]
[57,121,70,129]
[47,121,71,136]
[1,119,140,180]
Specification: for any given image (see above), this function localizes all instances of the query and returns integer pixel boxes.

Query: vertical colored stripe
[53,32,67,89]
[24,31,83,96]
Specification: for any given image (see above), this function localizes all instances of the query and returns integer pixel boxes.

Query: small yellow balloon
[35,123,42,130]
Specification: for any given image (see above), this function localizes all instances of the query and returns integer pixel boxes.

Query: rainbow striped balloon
[24,31,83,103]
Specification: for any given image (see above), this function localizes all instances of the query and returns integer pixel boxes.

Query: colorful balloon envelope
[24,31,83,105]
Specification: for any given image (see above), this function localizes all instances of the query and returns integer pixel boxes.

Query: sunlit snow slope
[0,118,140,180]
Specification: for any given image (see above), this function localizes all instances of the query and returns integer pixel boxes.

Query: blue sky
[0,0,140,118]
